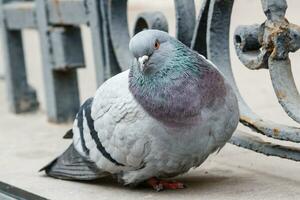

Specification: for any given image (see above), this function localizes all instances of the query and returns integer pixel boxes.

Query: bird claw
[154,183,164,192]
[147,178,186,191]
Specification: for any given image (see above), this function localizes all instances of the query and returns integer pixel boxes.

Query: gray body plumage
[41,30,239,185]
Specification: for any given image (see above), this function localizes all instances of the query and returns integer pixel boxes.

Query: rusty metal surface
[230,131,300,161]
[234,0,300,125]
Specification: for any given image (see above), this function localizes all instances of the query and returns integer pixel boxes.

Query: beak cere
[138,55,149,71]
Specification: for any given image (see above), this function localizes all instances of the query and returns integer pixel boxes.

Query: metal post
[35,0,81,123]
[0,0,38,113]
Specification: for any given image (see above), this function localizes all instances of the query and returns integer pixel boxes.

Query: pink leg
[147,177,186,191]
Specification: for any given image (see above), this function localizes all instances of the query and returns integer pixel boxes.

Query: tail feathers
[63,129,73,139]
[40,144,108,180]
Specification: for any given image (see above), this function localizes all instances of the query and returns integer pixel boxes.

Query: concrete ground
[1,0,300,199]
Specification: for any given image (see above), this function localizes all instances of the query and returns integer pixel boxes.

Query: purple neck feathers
[129,65,227,126]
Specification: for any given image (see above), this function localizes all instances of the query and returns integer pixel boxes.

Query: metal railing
[1,0,300,161]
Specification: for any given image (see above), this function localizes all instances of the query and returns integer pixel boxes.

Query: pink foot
[147,177,186,191]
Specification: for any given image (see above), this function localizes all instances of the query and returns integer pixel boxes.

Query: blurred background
[0,0,300,199]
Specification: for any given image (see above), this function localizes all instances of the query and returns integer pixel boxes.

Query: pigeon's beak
[138,55,149,72]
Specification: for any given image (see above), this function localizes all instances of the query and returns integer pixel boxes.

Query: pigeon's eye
[154,40,160,49]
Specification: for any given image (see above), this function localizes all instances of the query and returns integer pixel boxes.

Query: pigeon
[40,30,239,191]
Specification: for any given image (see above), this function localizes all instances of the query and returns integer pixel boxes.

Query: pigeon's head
[129,30,174,74]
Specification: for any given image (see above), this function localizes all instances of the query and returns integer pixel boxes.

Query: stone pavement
[1,0,300,199]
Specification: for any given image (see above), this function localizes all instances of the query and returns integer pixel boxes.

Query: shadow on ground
[39,168,247,193]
